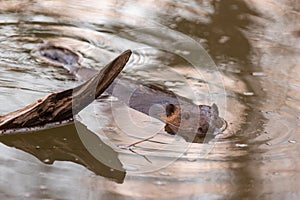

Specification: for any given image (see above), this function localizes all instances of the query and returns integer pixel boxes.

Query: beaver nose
[197,127,204,133]
[196,127,207,137]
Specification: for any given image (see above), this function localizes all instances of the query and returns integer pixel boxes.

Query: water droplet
[63,138,67,141]
[35,146,40,149]
[164,81,184,87]
[187,157,197,162]
[288,140,297,144]
[39,185,47,190]
[219,36,230,44]
[243,92,254,96]
[235,143,248,148]
[265,142,272,146]
[43,158,51,164]
[154,181,166,186]
[252,72,266,77]
[104,126,118,131]
[182,50,190,55]
[159,172,171,176]
[174,50,190,56]
[110,168,115,172]
[297,116,300,120]
[229,60,236,65]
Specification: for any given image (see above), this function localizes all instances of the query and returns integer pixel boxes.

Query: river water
[0,0,299,199]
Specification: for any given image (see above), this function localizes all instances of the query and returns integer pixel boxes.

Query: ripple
[2,0,298,199]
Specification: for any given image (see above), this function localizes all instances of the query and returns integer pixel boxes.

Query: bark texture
[0,50,131,130]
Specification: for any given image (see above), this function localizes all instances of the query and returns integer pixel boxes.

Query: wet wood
[0,50,132,130]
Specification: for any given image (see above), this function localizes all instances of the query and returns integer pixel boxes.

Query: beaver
[31,45,227,143]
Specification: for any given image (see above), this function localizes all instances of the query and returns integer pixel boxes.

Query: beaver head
[162,103,226,142]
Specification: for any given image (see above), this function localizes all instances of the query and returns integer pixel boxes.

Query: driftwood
[0,50,132,130]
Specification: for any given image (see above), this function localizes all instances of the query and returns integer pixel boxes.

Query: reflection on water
[0,0,300,199]
[0,121,125,183]
[173,0,257,63]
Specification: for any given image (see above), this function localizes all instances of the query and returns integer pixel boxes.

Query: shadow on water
[0,122,126,184]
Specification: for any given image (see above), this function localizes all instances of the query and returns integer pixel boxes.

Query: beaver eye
[166,104,176,117]
[182,112,190,120]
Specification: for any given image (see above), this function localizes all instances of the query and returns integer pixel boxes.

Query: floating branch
[0,50,132,130]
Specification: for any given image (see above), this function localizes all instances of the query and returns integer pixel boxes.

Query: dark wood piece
[0,50,132,130]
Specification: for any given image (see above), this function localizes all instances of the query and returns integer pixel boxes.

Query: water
[0,0,299,199]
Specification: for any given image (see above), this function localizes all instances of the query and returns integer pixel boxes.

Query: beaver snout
[163,103,226,142]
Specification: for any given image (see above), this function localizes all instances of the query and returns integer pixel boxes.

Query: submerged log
[0,50,132,130]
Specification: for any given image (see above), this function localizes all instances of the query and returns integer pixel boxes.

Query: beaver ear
[166,104,176,117]
[211,103,219,117]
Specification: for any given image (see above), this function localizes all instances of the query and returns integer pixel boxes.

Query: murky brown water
[0,0,299,199]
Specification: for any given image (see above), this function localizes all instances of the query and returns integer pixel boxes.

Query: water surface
[0,0,299,199]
